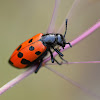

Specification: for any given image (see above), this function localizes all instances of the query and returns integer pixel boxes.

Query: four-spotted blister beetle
[9,19,72,73]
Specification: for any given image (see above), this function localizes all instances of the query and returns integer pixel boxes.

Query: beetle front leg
[51,47,64,57]
[66,42,72,47]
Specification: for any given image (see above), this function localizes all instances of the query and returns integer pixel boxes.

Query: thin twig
[45,65,100,100]
[46,61,100,65]
[0,66,36,95]
[58,0,80,33]
[47,0,60,33]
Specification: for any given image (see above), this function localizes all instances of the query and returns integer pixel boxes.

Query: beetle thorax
[40,34,66,48]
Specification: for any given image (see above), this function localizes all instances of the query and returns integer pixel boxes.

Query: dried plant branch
[46,61,100,65]
[47,0,60,33]
[0,66,36,95]
[45,65,100,100]
[58,0,80,33]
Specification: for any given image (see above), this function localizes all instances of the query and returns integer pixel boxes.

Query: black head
[41,19,71,48]
[57,34,66,48]
[57,19,72,48]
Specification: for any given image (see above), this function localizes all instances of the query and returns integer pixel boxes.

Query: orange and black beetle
[9,19,72,73]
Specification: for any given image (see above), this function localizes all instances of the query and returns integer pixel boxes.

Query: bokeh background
[0,0,100,100]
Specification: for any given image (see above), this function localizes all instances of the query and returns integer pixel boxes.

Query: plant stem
[58,0,81,33]
[45,65,100,100]
[47,0,60,33]
[0,66,36,95]
[46,61,100,65]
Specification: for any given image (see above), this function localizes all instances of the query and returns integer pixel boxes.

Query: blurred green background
[0,0,100,100]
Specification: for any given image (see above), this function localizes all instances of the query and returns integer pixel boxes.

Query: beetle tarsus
[66,42,72,47]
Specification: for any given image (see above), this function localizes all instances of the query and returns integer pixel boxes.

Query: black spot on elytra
[29,38,33,43]
[21,58,31,64]
[29,46,34,51]
[18,52,23,58]
[9,60,13,65]
[35,51,41,55]
[17,45,22,51]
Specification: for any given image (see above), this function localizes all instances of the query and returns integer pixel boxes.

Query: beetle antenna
[64,19,68,38]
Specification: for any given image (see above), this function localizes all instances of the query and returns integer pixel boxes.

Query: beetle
[9,19,72,73]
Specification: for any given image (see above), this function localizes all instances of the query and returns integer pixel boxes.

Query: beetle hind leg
[48,48,54,63]
[35,59,43,73]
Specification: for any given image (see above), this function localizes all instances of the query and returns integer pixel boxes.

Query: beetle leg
[66,42,72,47]
[52,47,64,57]
[35,59,43,73]
[51,47,68,64]
[48,48,54,63]
[53,58,63,65]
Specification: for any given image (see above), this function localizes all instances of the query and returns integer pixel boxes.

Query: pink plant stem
[47,0,60,33]
[68,61,100,64]
[45,65,100,100]
[46,61,100,65]
[58,0,80,33]
[0,66,36,95]
[44,21,100,63]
